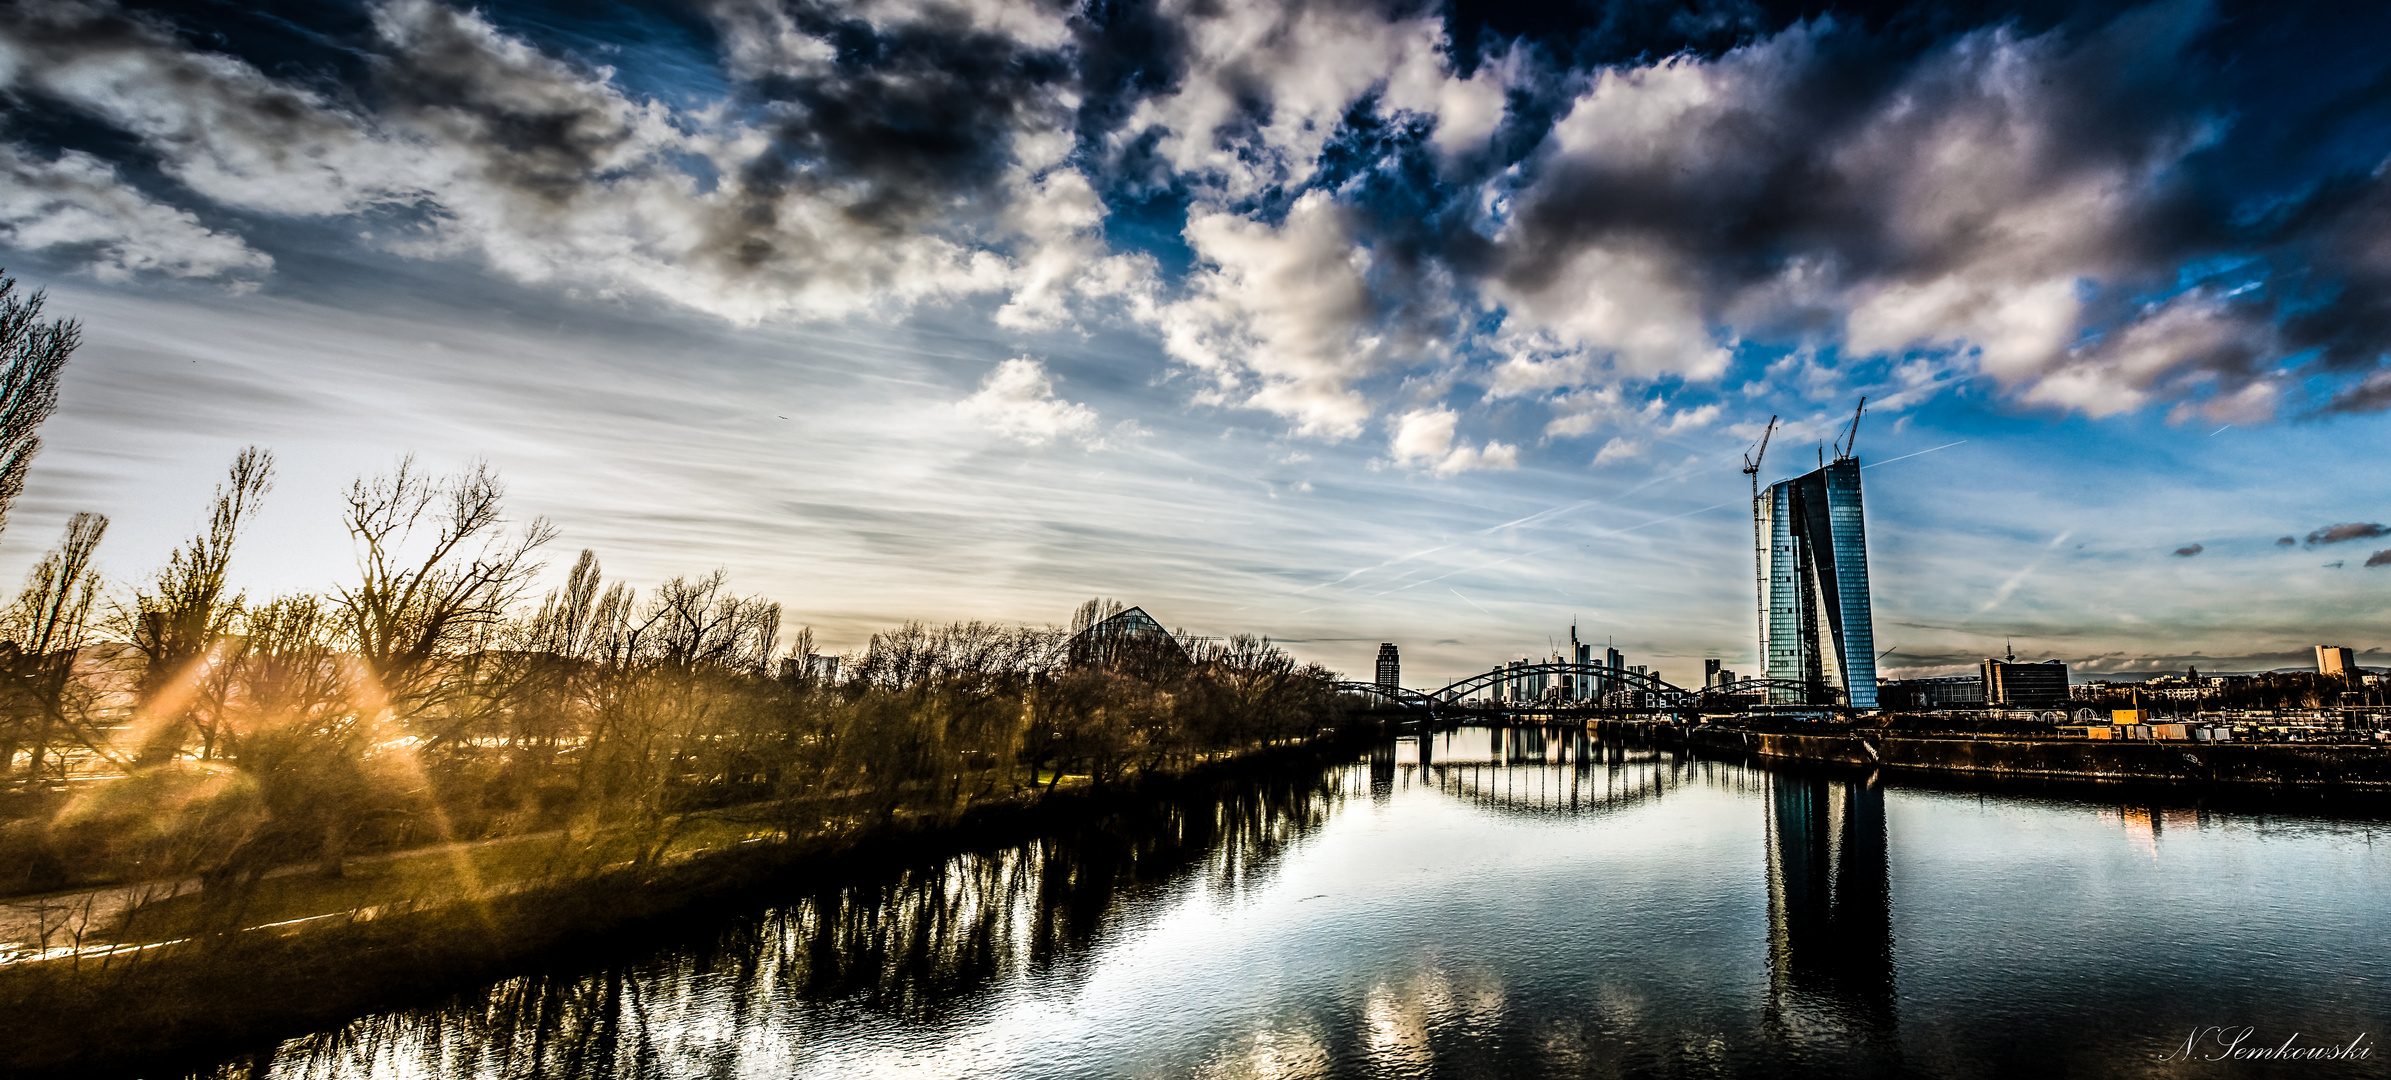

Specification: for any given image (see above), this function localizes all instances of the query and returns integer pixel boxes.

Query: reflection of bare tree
[220,765,1343,1078]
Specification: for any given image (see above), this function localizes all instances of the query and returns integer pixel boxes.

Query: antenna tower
[1742,415,1778,682]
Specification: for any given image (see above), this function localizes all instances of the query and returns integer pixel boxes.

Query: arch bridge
[1336,660,1843,721]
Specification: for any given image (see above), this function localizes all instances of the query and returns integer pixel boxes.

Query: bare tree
[123,447,275,762]
[639,571,781,676]
[526,548,606,660]
[333,457,554,731]
[0,271,78,541]
[0,512,109,785]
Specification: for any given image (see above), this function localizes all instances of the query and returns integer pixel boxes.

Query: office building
[1705,658,1722,687]
[1570,626,1594,701]
[1757,458,1879,708]
[1878,675,1984,710]
[2318,645,2358,679]
[1982,658,2069,708]
[1376,643,1401,690]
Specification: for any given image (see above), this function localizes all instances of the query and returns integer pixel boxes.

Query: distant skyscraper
[1757,458,1879,708]
[1705,658,1722,687]
[1376,643,1401,690]
[2317,645,2358,678]
[1570,625,1592,701]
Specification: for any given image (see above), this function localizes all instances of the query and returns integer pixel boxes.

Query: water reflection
[188,729,2391,1080]
[1765,771,1899,1067]
[208,766,1342,1079]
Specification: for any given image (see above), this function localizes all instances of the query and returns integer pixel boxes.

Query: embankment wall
[1687,728,2391,788]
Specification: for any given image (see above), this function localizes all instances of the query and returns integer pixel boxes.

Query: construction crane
[1742,415,1778,685]
[1833,396,1867,462]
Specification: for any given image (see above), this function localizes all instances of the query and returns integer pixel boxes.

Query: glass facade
[1757,459,1878,708]
[1068,606,1184,666]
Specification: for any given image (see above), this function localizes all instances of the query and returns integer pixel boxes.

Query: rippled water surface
[210,730,2391,1078]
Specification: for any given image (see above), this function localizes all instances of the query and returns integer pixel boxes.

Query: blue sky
[1,0,2388,684]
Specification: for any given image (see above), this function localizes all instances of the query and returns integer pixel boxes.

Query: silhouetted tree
[0,271,78,541]
[334,457,553,733]
[122,447,275,762]
[0,512,109,785]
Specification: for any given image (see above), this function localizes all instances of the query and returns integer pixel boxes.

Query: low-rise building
[1879,674,1984,710]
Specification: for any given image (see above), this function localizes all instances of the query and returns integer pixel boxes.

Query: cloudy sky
[1,0,2388,685]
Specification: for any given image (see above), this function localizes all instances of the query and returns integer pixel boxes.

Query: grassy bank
[0,728,1372,1077]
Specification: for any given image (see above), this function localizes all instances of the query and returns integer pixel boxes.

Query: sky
[1,0,2389,686]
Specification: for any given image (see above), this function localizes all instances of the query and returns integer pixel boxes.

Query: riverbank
[1686,725,2391,789]
[0,731,1372,1078]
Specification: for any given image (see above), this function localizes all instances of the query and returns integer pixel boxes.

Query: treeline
[0,451,1343,899]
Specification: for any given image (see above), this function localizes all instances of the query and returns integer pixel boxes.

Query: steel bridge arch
[1343,667,1847,713]
[1430,662,1694,708]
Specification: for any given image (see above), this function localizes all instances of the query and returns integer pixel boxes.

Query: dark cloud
[2369,549,2391,568]
[8,0,2391,426]
[735,3,1072,231]
[2305,522,2390,547]
[372,2,659,205]
[2275,535,2296,546]
[2171,543,2202,557]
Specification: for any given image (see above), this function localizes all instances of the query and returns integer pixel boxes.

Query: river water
[204,729,2391,1078]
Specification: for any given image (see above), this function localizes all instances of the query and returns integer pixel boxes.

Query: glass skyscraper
[1756,458,1878,708]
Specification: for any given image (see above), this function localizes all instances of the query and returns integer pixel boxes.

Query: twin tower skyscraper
[1755,454,1880,709]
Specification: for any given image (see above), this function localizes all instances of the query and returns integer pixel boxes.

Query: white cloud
[958,357,1100,446]
[1665,403,1721,431]
[0,145,270,282]
[1592,436,1644,465]
[1123,0,1509,200]
[1387,406,1517,475]
[1154,191,1383,438]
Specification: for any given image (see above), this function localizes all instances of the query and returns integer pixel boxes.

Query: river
[199,728,2391,1078]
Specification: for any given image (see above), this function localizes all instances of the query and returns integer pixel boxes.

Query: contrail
[1591,501,1734,536]
[1480,498,1604,535]
[1448,588,1492,614]
[1860,440,1966,470]
[1970,530,2073,619]
[1383,544,1569,594]
[2209,425,2232,436]
[1295,540,1464,593]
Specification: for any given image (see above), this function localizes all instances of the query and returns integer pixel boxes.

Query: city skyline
[1,1,2388,684]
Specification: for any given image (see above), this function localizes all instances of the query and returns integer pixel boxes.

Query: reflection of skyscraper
[1758,459,1878,707]
[1765,773,1899,1061]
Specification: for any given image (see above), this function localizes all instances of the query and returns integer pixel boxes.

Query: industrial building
[1982,656,2070,707]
